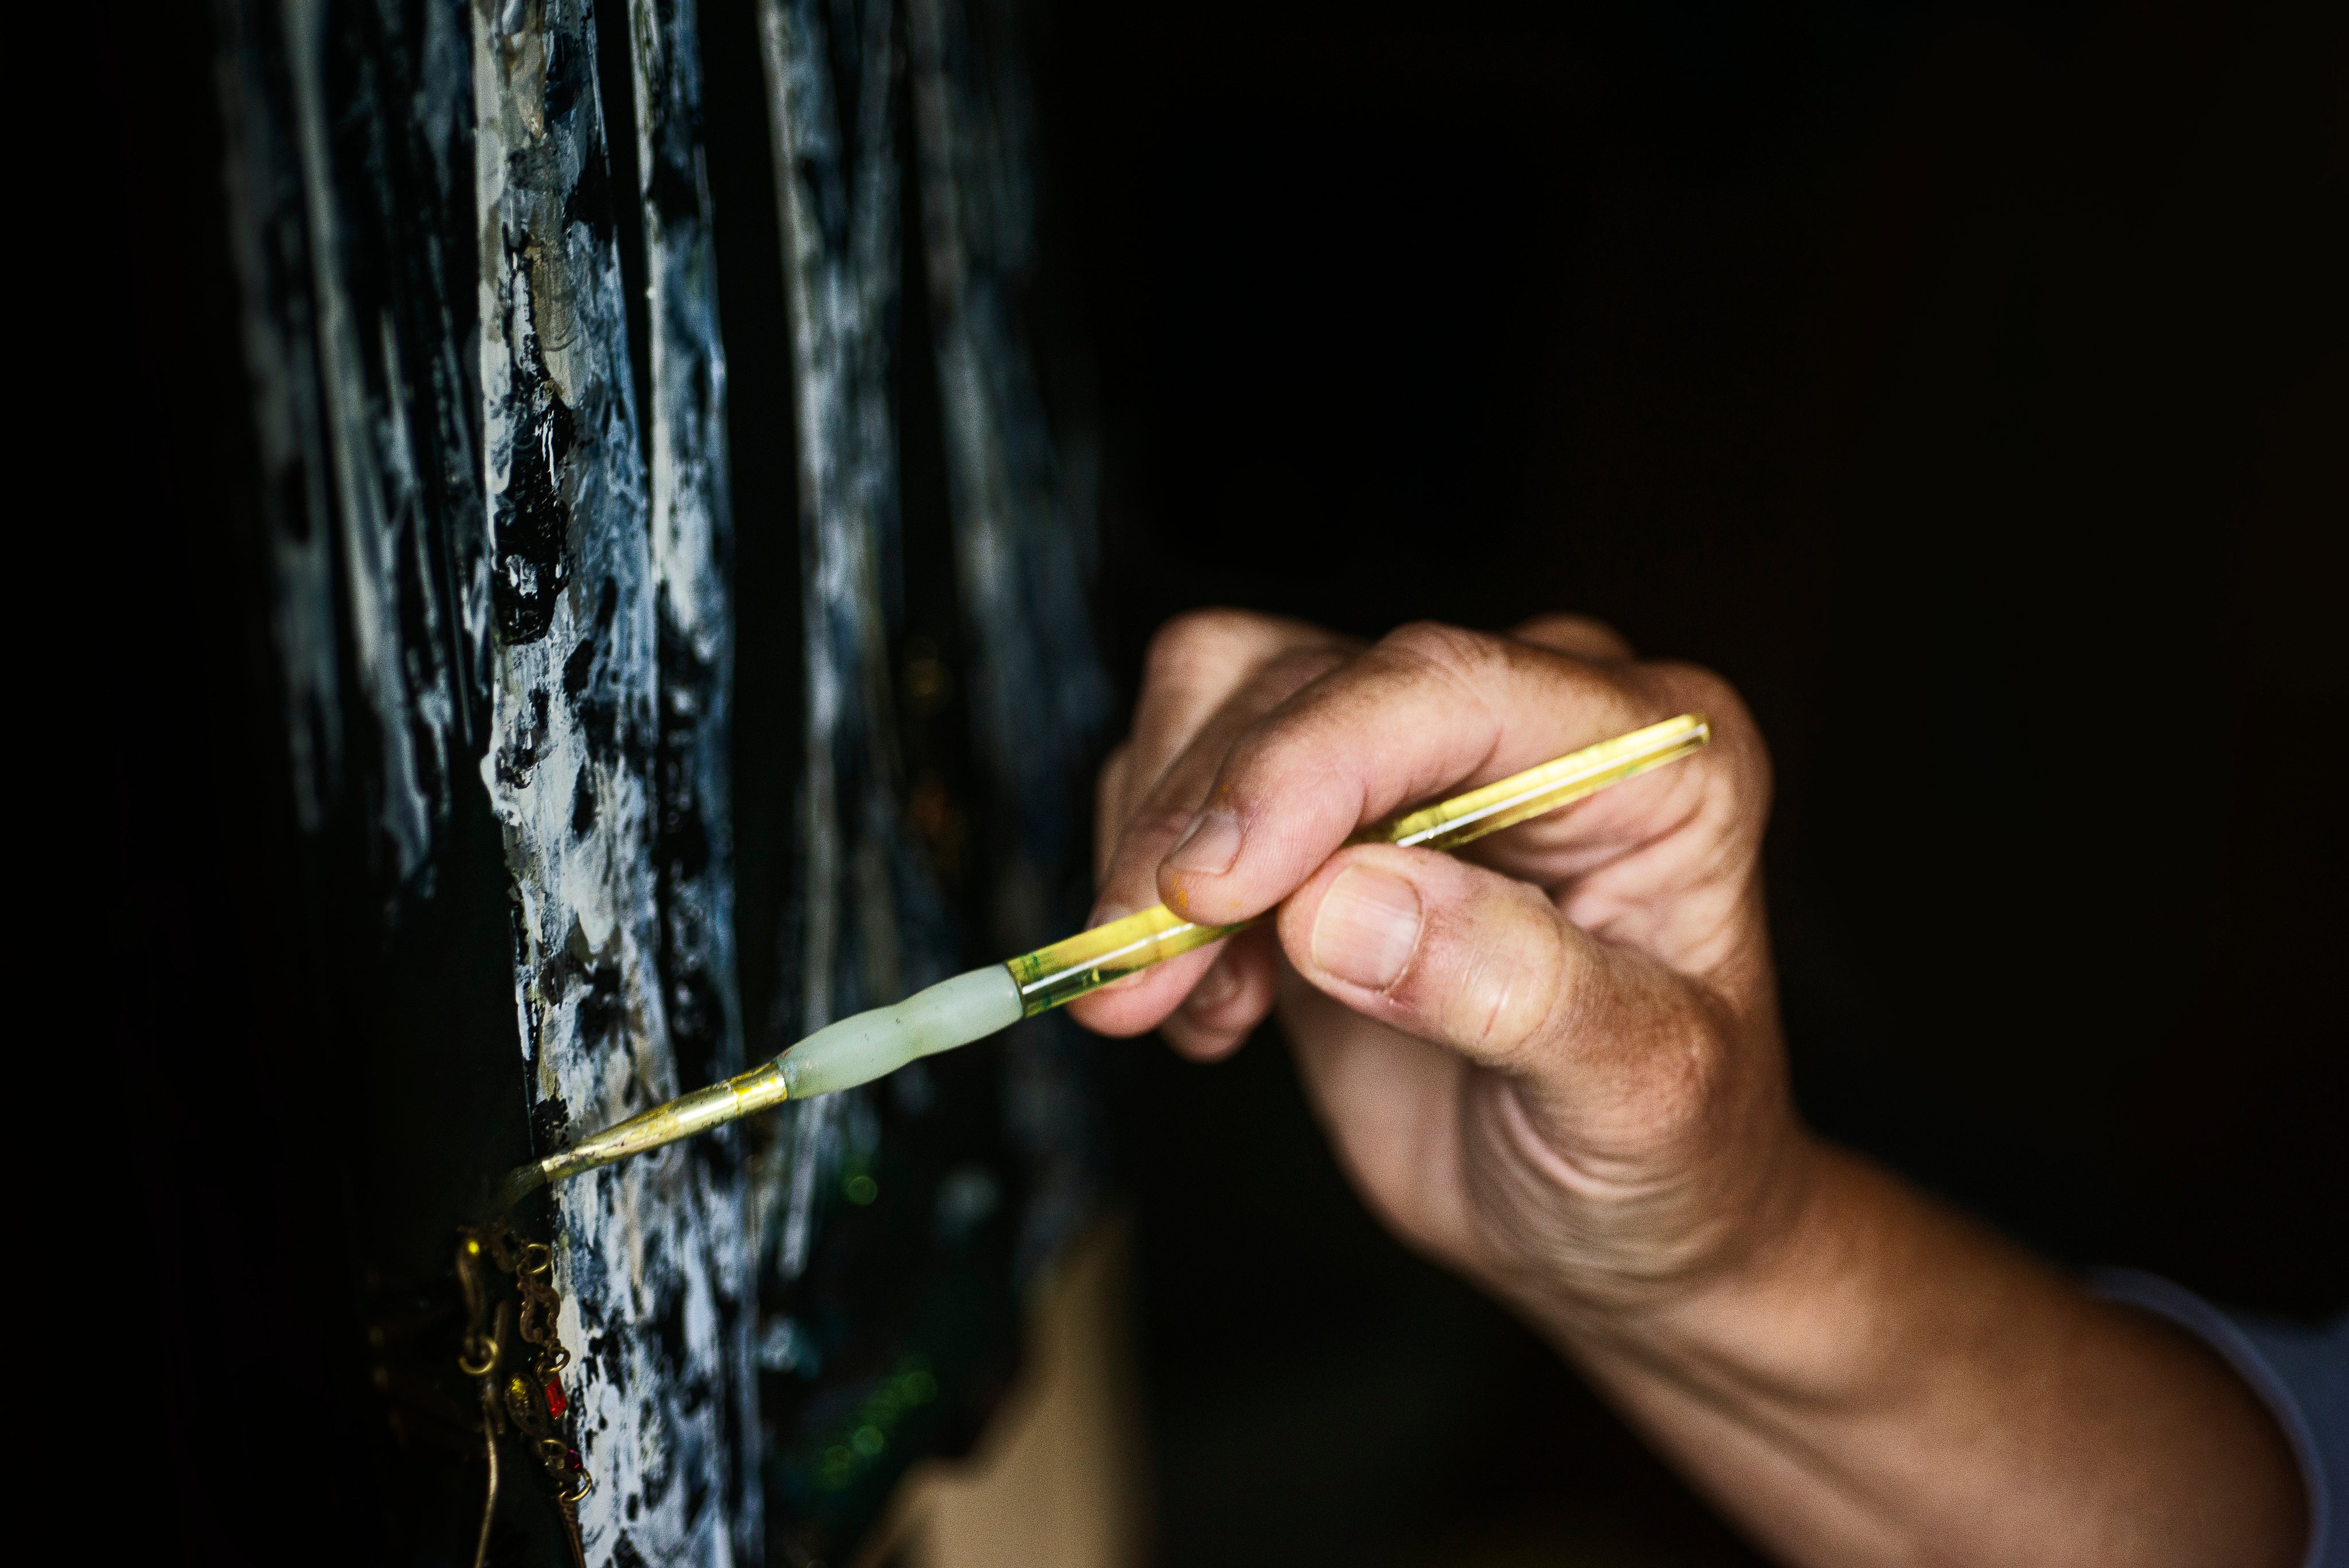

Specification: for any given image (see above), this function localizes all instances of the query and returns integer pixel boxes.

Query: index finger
[1114,610,1351,836]
[1153,622,1755,926]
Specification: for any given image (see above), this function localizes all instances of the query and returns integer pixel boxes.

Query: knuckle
[1142,607,1270,685]
[1379,619,1504,685]
[1212,726,1278,797]
[1513,611,1634,661]
[1257,641,1348,693]
[1125,799,1208,860]
[1216,666,1348,799]
[1473,963,1556,1067]
[1374,622,1516,732]
[1656,661,1745,731]
[1457,883,1575,1064]
[1218,651,1354,775]
[1646,660,1773,822]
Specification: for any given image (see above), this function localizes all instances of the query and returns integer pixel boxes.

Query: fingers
[1117,610,1350,833]
[1093,742,1133,886]
[1274,842,1731,1175]
[1093,650,1338,915]
[1278,844,1577,1075]
[1155,925,1282,1061]
[1063,890,1284,1043]
[1077,610,1764,1052]
[1089,613,1352,908]
[1510,613,1636,664]
[1072,611,1350,1042]
[1154,621,1757,933]
[1093,613,1352,903]
[1277,974,1479,1265]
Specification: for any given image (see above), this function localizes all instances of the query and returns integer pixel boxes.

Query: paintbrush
[495,712,1710,1211]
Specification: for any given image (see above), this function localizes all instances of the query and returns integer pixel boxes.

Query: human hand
[1071,610,1803,1323]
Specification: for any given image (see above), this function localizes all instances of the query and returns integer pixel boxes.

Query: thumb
[1273,844,1728,1179]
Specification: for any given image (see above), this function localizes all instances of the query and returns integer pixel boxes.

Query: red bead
[565,1446,583,1471]
[545,1380,569,1419]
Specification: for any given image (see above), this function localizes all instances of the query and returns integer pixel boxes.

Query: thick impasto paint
[215,0,1102,1560]
[472,0,743,1556]
[219,0,491,872]
[626,0,766,1554]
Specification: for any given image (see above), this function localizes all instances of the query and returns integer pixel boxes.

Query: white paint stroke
[756,0,928,1286]
[629,0,764,1555]
[474,0,742,1559]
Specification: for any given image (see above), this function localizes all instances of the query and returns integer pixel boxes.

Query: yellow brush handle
[1003,712,1709,1016]
[517,712,1712,1198]
[1005,903,1247,1015]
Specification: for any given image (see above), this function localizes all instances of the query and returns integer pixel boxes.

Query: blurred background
[1030,1,2345,1564]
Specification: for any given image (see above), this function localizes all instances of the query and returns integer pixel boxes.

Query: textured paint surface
[910,0,1107,1274]
[218,0,1102,1559]
[910,0,1105,876]
[220,1,756,1557]
[473,0,744,1558]
[630,0,766,1557]
[221,0,490,872]
[627,0,766,1554]
[758,0,943,1285]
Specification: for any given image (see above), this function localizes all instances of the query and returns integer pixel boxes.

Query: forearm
[1082,614,2310,1565]
[1542,1142,2307,1568]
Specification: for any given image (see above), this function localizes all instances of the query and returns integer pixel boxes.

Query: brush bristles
[490,1159,550,1216]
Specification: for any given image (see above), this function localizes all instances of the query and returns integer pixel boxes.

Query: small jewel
[545,1380,568,1418]
[566,1446,583,1471]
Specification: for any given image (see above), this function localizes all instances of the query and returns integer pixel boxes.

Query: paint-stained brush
[497,712,1710,1210]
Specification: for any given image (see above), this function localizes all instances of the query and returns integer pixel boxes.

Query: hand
[1071,609,1801,1318]
[1073,610,2308,1568]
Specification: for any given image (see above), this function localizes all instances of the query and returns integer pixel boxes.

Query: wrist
[1531,1132,1888,1397]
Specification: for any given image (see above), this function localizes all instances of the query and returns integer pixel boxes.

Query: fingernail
[1310,867,1422,991]
[1165,808,1244,877]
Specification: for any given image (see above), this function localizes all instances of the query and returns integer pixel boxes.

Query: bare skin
[1070,609,2307,1568]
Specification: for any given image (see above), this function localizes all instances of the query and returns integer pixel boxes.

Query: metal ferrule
[536,1060,789,1187]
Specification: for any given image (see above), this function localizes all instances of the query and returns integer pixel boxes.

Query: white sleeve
[2096,1269,2347,1568]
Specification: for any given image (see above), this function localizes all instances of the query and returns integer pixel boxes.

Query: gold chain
[456,1221,591,1567]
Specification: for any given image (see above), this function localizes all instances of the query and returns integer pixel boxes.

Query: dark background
[1033,1,2346,1564]
[100,0,2343,1564]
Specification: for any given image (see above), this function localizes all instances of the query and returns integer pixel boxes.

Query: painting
[212,0,1105,1559]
